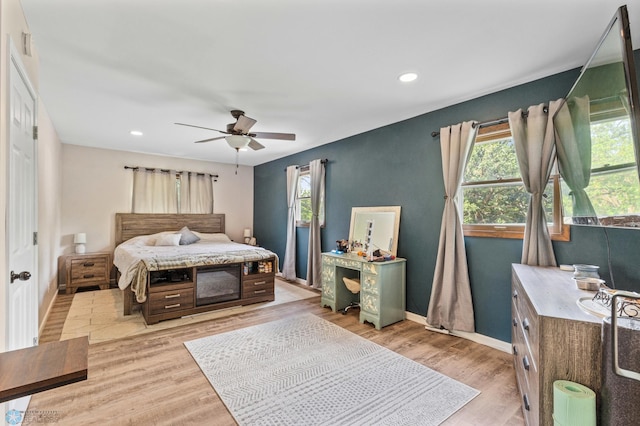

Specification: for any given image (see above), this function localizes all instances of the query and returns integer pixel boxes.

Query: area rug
[184,314,479,426]
[61,279,318,344]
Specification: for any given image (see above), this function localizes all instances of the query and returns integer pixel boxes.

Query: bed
[113,213,278,324]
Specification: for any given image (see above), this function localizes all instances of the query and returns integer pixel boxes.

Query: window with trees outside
[460,123,568,240]
[565,114,640,227]
[296,168,325,227]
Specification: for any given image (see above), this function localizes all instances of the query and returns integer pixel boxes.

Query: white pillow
[193,232,232,243]
[154,233,181,246]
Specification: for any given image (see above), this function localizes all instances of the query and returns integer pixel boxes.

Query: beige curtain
[306,159,325,289]
[132,168,178,213]
[509,101,562,266]
[282,165,300,280]
[179,172,214,213]
[426,121,477,333]
[554,96,598,224]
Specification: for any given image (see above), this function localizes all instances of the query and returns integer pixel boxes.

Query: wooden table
[0,337,89,403]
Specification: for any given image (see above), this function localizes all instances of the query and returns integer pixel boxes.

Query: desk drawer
[361,273,380,295]
[148,289,194,315]
[361,292,380,315]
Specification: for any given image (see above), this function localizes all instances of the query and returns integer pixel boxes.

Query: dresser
[511,264,602,426]
[59,252,112,294]
[321,252,406,329]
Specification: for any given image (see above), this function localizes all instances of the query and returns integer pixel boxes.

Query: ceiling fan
[175,110,296,151]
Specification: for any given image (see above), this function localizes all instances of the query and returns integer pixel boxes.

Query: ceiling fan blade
[175,122,228,134]
[194,136,226,143]
[248,138,265,150]
[250,131,296,141]
[234,115,257,133]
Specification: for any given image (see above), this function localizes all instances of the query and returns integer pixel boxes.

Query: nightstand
[59,252,111,294]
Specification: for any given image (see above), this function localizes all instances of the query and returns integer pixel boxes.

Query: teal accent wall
[254,52,640,343]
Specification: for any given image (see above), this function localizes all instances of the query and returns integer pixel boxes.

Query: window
[460,123,568,240]
[295,167,325,227]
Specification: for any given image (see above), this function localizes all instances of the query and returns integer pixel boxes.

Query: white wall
[61,144,254,254]
[37,102,62,326]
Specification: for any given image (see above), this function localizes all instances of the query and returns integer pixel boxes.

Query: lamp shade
[225,135,250,150]
[73,233,87,244]
[243,228,251,238]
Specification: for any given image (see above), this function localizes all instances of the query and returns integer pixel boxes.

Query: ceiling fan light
[398,72,418,83]
[225,135,250,149]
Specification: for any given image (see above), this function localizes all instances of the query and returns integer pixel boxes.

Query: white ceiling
[20,0,640,166]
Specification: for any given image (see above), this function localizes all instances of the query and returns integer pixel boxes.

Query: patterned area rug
[185,314,479,425]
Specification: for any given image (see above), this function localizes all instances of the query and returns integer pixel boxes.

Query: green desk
[320,252,406,329]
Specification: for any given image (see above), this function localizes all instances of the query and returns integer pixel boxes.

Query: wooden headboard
[115,213,226,246]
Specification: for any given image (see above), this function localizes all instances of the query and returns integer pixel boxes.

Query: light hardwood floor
[30,291,525,425]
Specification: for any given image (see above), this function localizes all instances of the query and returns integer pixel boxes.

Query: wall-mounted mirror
[349,206,401,256]
[553,5,640,228]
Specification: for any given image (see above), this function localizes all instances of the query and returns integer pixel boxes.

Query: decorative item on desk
[73,233,86,254]
[243,228,251,244]
[336,239,349,252]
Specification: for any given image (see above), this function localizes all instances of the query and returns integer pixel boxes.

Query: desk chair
[341,277,361,314]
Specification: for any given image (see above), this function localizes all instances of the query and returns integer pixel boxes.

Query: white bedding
[114,231,278,302]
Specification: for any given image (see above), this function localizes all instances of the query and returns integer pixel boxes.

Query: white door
[4,46,38,420]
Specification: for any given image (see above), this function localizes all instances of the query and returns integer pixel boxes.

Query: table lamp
[74,233,87,254]
[243,228,251,244]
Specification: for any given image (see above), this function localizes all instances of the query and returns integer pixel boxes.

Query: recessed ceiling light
[398,72,418,83]
[130,130,143,136]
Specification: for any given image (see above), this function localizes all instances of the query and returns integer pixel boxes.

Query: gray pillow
[177,226,200,245]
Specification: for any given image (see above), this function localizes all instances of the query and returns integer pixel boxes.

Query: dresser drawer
[512,281,540,366]
[70,257,108,284]
[148,288,194,315]
[513,298,539,426]
[243,277,274,298]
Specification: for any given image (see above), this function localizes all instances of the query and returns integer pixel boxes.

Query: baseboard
[404,311,511,354]
[38,290,59,340]
[275,272,308,286]
[271,275,510,352]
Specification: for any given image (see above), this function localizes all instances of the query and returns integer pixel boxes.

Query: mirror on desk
[348,206,401,256]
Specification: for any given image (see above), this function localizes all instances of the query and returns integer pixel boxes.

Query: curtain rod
[124,166,218,180]
[283,158,329,172]
[430,107,548,138]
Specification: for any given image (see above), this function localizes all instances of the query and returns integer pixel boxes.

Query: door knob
[10,270,31,283]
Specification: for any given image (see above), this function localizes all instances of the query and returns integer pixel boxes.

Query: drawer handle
[165,294,181,299]
[254,289,266,294]
[513,290,518,299]
[83,262,95,267]
[83,274,95,279]
[253,281,266,286]
[522,355,530,371]
[522,318,530,331]
[512,345,518,356]
[523,394,530,411]
[165,304,181,309]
